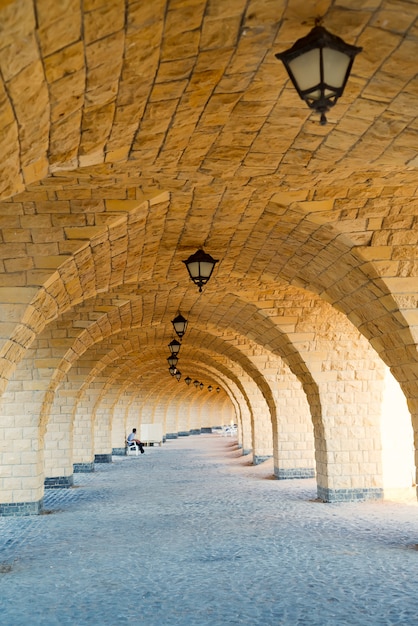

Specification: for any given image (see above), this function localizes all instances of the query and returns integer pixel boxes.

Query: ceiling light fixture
[168,339,181,355]
[171,313,188,339]
[167,354,178,368]
[275,21,362,125]
[182,249,218,292]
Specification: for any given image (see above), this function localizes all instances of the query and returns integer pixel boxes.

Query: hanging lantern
[168,339,181,355]
[168,366,177,376]
[171,313,188,339]
[182,249,218,292]
[167,354,178,368]
[193,380,199,388]
[175,370,182,382]
[275,23,362,125]
[185,376,192,385]
[199,382,204,390]
[216,387,220,393]
[208,385,213,392]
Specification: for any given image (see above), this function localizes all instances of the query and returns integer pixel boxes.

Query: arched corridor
[0,0,418,514]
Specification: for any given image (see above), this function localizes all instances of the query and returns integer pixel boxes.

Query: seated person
[127,428,145,454]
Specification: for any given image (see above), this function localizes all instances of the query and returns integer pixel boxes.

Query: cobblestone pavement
[1,436,418,625]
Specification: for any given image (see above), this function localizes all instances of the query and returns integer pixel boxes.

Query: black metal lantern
[168,339,181,355]
[171,313,188,339]
[208,385,213,392]
[216,387,220,393]
[199,382,204,390]
[175,370,182,382]
[185,376,192,385]
[275,24,362,125]
[168,365,177,376]
[167,354,178,368]
[182,249,218,292]
[193,380,199,388]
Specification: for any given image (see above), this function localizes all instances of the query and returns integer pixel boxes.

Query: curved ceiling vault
[1,0,418,419]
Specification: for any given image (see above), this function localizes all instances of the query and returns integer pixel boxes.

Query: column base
[73,462,94,473]
[112,447,126,456]
[165,433,178,439]
[178,431,190,437]
[201,427,212,433]
[253,455,272,465]
[94,454,112,463]
[0,498,44,517]
[317,486,384,503]
[274,467,315,479]
[44,475,74,489]
[190,429,201,435]
[242,448,252,456]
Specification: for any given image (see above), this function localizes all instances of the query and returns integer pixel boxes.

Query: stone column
[44,401,74,489]
[93,384,114,463]
[73,400,95,473]
[273,369,315,479]
[0,390,44,515]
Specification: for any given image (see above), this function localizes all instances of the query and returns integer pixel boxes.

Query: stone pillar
[219,396,236,432]
[0,390,44,515]
[44,410,74,488]
[111,390,131,455]
[240,402,253,455]
[41,378,79,487]
[315,371,385,502]
[73,401,94,472]
[273,370,315,479]
[93,386,114,463]
[246,386,273,465]
[165,399,179,439]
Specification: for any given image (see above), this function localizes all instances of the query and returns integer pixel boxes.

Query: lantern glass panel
[323,48,350,88]
[187,260,200,279]
[199,260,215,279]
[288,49,320,91]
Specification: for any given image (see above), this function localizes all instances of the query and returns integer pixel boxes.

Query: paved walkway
[1,435,418,625]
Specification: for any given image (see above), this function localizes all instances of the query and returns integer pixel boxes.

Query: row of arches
[0,189,415,513]
[0,279,414,513]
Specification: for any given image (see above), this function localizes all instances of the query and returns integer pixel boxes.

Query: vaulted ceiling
[0,0,417,413]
